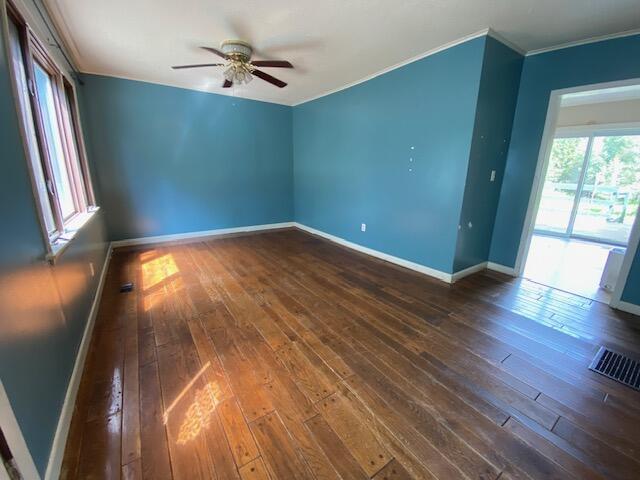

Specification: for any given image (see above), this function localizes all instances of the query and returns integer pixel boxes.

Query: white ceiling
[45,0,640,106]
[561,84,640,107]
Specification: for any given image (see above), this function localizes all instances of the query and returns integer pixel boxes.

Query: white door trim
[0,460,10,480]
[513,87,562,276]
[0,380,40,480]
[555,122,640,137]
[611,210,640,307]
[514,77,640,308]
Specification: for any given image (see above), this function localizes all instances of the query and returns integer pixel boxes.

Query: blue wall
[294,38,486,273]
[453,36,523,272]
[0,15,109,476]
[79,75,293,241]
[488,34,640,302]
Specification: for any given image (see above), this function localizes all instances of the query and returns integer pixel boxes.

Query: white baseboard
[110,222,295,248]
[44,243,113,480]
[451,261,488,283]
[293,222,457,283]
[487,261,517,276]
[611,299,640,316]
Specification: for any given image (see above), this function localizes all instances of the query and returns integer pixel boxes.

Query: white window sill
[46,207,100,264]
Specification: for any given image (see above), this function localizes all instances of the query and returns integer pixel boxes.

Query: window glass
[534,137,589,233]
[62,84,88,206]
[7,17,56,233]
[33,61,76,219]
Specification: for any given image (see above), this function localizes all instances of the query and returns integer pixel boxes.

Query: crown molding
[41,0,82,67]
[526,28,640,56]
[32,2,640,106]
[486,28,526,55]
[293,28,494,106]
[294,28,528,106]
[77,70,292,107]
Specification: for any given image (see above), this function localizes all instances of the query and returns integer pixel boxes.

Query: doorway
[517,80,640,304]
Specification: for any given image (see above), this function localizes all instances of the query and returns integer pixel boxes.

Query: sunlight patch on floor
[177,382,222,444]
[524,234,614,302]
[163,361,211,425]
[142,253,179,290]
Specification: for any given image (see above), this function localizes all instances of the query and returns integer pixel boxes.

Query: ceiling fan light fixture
[223,62,253,85]
[173,40,291,89]
[220,39,253,60]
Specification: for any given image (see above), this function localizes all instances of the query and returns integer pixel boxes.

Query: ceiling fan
[172,40,293,88]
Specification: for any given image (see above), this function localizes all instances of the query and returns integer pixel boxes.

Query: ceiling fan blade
[222,79,233,88]
[201,46,229,59]
[252,69,287,88]
[171,63,224,69]
[251,60,293,68]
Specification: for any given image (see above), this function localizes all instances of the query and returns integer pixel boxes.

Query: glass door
[534,136,591,234]
[572,135,640,245]
[535,133,640,246]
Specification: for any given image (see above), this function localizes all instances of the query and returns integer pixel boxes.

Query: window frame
[6,1,97,257]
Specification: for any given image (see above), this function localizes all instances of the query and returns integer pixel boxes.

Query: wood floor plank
[217,397,261,467]
[139,361,172,480]
[239,457,271,480]
[271,409,341,480]
[62,230,640,480]
[247,235,571,480]
[60,322,100,480]
[122,459,142,480]
[503,418,605,480]
[201,243,291,352]
[317,391,392,477]
[76,412,122,480]
[212,238,354,380]
[250,411,315,479]
[275,341,337,403]
[309,267,557,429]
[372,459,414,480]
[137,288,157,368]
[304,414,368,480]
[201,404,242,480]
[156,342,216,479]
[503,356,640,456]
[341,376,451,480]
[252,348,339,480]
[122,267,141,467]
[201,306,275,422]
[341,346,504,480]
[552,416,640,480]
[185,315,234,403]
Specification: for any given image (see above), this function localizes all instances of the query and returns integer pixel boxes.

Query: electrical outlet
[361,223,366,232]
[490,170,496,182]
[468,222,473,228]
[89,262,95,277]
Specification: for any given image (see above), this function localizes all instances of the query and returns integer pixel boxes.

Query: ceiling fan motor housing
[221,40,253,61]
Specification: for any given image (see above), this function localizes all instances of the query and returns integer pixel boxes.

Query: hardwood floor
[60,228,640,480]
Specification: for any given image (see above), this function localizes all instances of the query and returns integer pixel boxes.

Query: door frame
[513,77,640,308]
[0,380,40,479]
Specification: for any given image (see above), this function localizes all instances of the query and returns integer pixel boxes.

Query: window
[6,2,97,258]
